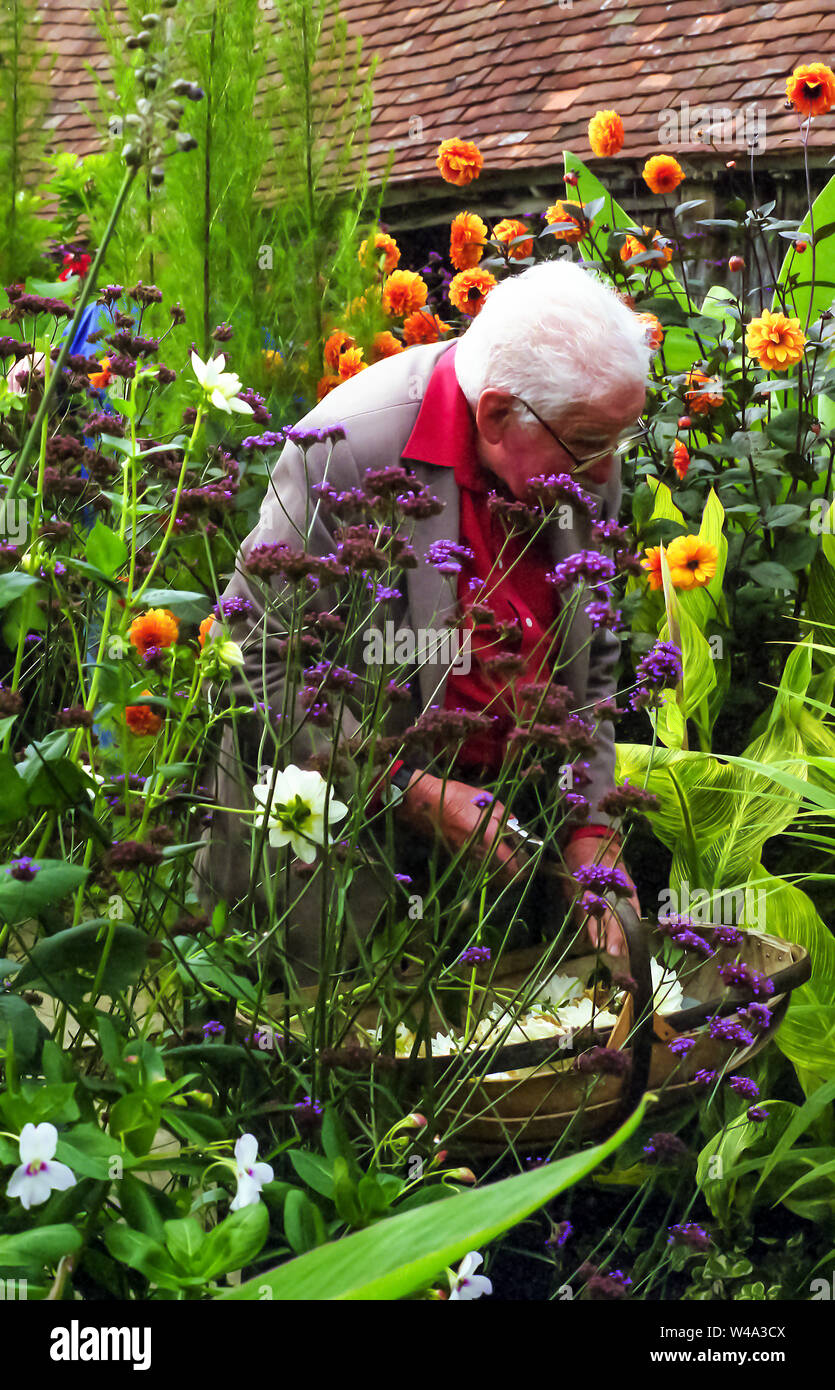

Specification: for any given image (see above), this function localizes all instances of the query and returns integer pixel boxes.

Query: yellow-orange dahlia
[745,309,806,372]
[667,535,718,590]
[323,329,356,372]
[672,439,690,481]
[450,212,488,271]
[492,218,533,260]
[337,345,367,380]
[358,231,401,275]
[317,374,340,401]
[637,311,664,352]
[125,695,162,737]
[402,309,450,345]
[88,357,112,389]
[588,109,624,158]
[642,154,685,195]
[684,368,724,414]
[370,331,404,362]
[198,615,214,648]
[436,137,484,187]
[129,608,179,658]
[641,546,665,591]
[544,200,592,243]
[621,226,673,266]
[786,62,835,117]
[382,270,428,318]
[448,268,497,317]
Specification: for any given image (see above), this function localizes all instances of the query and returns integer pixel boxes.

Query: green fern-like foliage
[0,0,57,283]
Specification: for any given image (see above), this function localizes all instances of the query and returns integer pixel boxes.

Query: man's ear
[475,389,515,446]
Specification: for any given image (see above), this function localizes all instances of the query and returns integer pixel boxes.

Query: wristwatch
[384,762,419,808]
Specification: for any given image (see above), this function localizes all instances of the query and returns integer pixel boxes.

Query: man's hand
[396,771,532,886]
[561,832,641,958]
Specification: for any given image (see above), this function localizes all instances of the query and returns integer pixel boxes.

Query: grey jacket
[193,341,622,980]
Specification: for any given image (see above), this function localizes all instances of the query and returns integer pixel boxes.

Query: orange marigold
[381,270,428,318]
[337,346,367,380]
[129,608,179,658]
[402,309,450,345]
[786,62,835,117]
[684,368,724,414]
[637,311,664,352]
[450,212,488,271]
[492,218,533,260]
[544,200,592,243]
[323,329,356,372]
[641,546,665,591]
[88,357,112,389]
[448,268,497,317]
[358,231,401,275]
[672,439,690,481]
[125,696,162,737]
[642,154,685,195]
[745,309,806,372]
[370,331,404,362]
[620,226,673,266]
[667,535,718,590]
[198,615,214,648]
[436,137,484,187]
[588,109,624,158]
[317,374,340,401]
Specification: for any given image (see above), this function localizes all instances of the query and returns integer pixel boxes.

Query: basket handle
[611,899,655,1122]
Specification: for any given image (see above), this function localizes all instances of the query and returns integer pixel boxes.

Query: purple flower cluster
[7,857,40,881]
[585,598,621,631]
[668,1036,696,1057]
[708,1017,756,1047]
[202,1020,224,1038]
[212,595,252,621]
[293,1096,324,1129]
[668,1223,711,1252]
[458,945,492,967]
[547,550,616,591]
[643,1131,688,1164]
[545,1220,573,1249]
[425,539,475,574]
[712,924,744,948]
[728,1074,759,1099]
[526,472,600,519]
[636,640,683,689]
[739,1002,773,1031]
[572,863,630,898]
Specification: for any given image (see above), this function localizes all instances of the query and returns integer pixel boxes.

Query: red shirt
[402,341,559,770]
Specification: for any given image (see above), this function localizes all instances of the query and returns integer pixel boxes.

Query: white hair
[453,260,651,428]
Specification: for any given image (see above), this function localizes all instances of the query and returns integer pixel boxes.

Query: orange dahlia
[672,439,690,481]
[317,374,340,401]
[382,270,429,318]
[642,154,685,195]
[621,226,673,266]
[402,309,450,345]
[436,137,484,187]
[637,311,664,352]
[370,331,404,362]
[125,696,162,737]
[786,62,835,117]
[588,109,624,158]
[492,218,533,260]
[450,212,488,271]
[358,231,401,275]
[745,309,806,372]
[198,615,215,648]
[88,357,112,389]
[448,268,497,317]
[684,368,724,414]
[129,608,179,658]
[640,546,665,591]
[323,329,356,372]
[337,345,367,380]
[667,535,717,590]
[544,199,592,243]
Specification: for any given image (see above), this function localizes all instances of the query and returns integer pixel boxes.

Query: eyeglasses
[509,395,647,472]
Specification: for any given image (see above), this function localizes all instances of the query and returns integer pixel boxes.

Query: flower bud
[564,171,579,186]
[728,255,744,272]
[141,12,161,24]
[122,143,143,168]
[404,1112,427,1130]
[446,1167,477,1184]
[677,415,691,430]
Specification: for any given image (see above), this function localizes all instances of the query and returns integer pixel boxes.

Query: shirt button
[497,559,503,569]
[525,618,533,628]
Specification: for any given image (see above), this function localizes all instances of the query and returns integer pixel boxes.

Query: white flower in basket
[252,764,348,863]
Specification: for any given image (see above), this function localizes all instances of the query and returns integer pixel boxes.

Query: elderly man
[196,260,649,977]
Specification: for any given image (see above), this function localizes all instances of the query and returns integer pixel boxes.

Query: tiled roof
[32,0,835,197]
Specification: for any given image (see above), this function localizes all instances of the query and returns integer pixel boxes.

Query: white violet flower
[449,1251,492,1300]
[6,1123,76,1210]
[230,1133,274,1211]
[190,351,254,416]
[651,957,684,1016]
[252,764,348,863]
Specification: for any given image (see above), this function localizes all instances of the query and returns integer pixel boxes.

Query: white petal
[17,1123,40,1164]
[235,1133,259,1168]
[45,1161,76,1192]
[252,1161,274,1186]
[227,397,255,416]
[458,1251,482,1277]
[210,388,232,412]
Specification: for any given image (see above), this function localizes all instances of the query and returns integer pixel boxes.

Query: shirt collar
[401,340,490,493]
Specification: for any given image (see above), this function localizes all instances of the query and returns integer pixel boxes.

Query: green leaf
[134,588,209,622]
[0,572,42,608]
[0,860,90,925]
[108,1093,161,1158]
[13,920,148,1004]
[197,1203,270,1278]
[748,561,798,591]
[0,994,42,1064]
[284,1189,327,1255]
[217,1098,647,1301]
[104,1224,182,1290]
[85,521,128,580]
[0,1224,81,1272]
[164,1217,205,1271]
[774,169,835,327]
[288,1149,335,1200]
